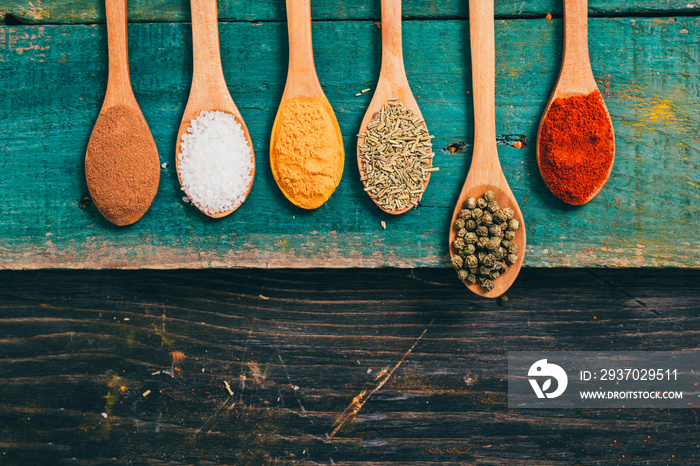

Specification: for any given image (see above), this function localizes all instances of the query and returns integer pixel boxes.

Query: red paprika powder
[537,89,614,205]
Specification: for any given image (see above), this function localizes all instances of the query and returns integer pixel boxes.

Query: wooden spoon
[448,0,526,298]
[85,0,160,226]
[175,0,255,218]
[536,0,614,205]
[356,0,432,215]
[270,0,344,210]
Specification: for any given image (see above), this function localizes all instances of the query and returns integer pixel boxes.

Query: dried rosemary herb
[451,190,520,293]
[359,100,437,212]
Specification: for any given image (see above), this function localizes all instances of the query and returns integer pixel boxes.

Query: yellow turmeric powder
[270,97,344,209]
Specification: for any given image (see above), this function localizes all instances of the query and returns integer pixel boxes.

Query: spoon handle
[558,0,597,93]
[284,0,321,95]
[190,0,227,94]
[379,0,406,82]
[104,0,132,104]
[468,0,497,157]
[563,0,590,70]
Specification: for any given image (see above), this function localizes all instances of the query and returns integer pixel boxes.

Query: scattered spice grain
[224,380,234,396]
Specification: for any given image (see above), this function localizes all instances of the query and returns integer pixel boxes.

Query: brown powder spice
[85,105,160,225]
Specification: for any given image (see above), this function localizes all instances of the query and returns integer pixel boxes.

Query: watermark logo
[528,359,568,399]
[509,352,697,408]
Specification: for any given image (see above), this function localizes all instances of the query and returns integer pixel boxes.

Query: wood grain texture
[1,16,700,269]
[3,0,700,24]
[0,268,698,463]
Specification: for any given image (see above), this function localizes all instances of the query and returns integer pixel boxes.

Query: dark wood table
[1,268,698,464]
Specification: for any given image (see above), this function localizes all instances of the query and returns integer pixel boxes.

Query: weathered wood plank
[1,17,699,269]
[2,0,700,24]
[0,268,698,464]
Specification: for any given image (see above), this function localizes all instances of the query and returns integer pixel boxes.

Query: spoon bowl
[356,0,432,215]
[449,182,526,298]
[449,0,525,298]
[536,0,614,205]
[175,0,255,218]
[85,0,160,226]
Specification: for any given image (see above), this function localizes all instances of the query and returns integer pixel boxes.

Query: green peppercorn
[497,295,509,306]
[487,237,500,250]
[493,247,505,261]
[481,279,494,292]
[452,189,522,291]
[487,200,499,213]
[482,254,496,268]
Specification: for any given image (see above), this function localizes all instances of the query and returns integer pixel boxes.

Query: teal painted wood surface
[1,14,699,269]
[3,0,700,23]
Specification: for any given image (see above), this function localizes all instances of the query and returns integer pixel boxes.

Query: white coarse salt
[178,111,254,214]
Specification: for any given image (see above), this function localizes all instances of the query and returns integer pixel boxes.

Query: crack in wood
[329,316,436,437]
